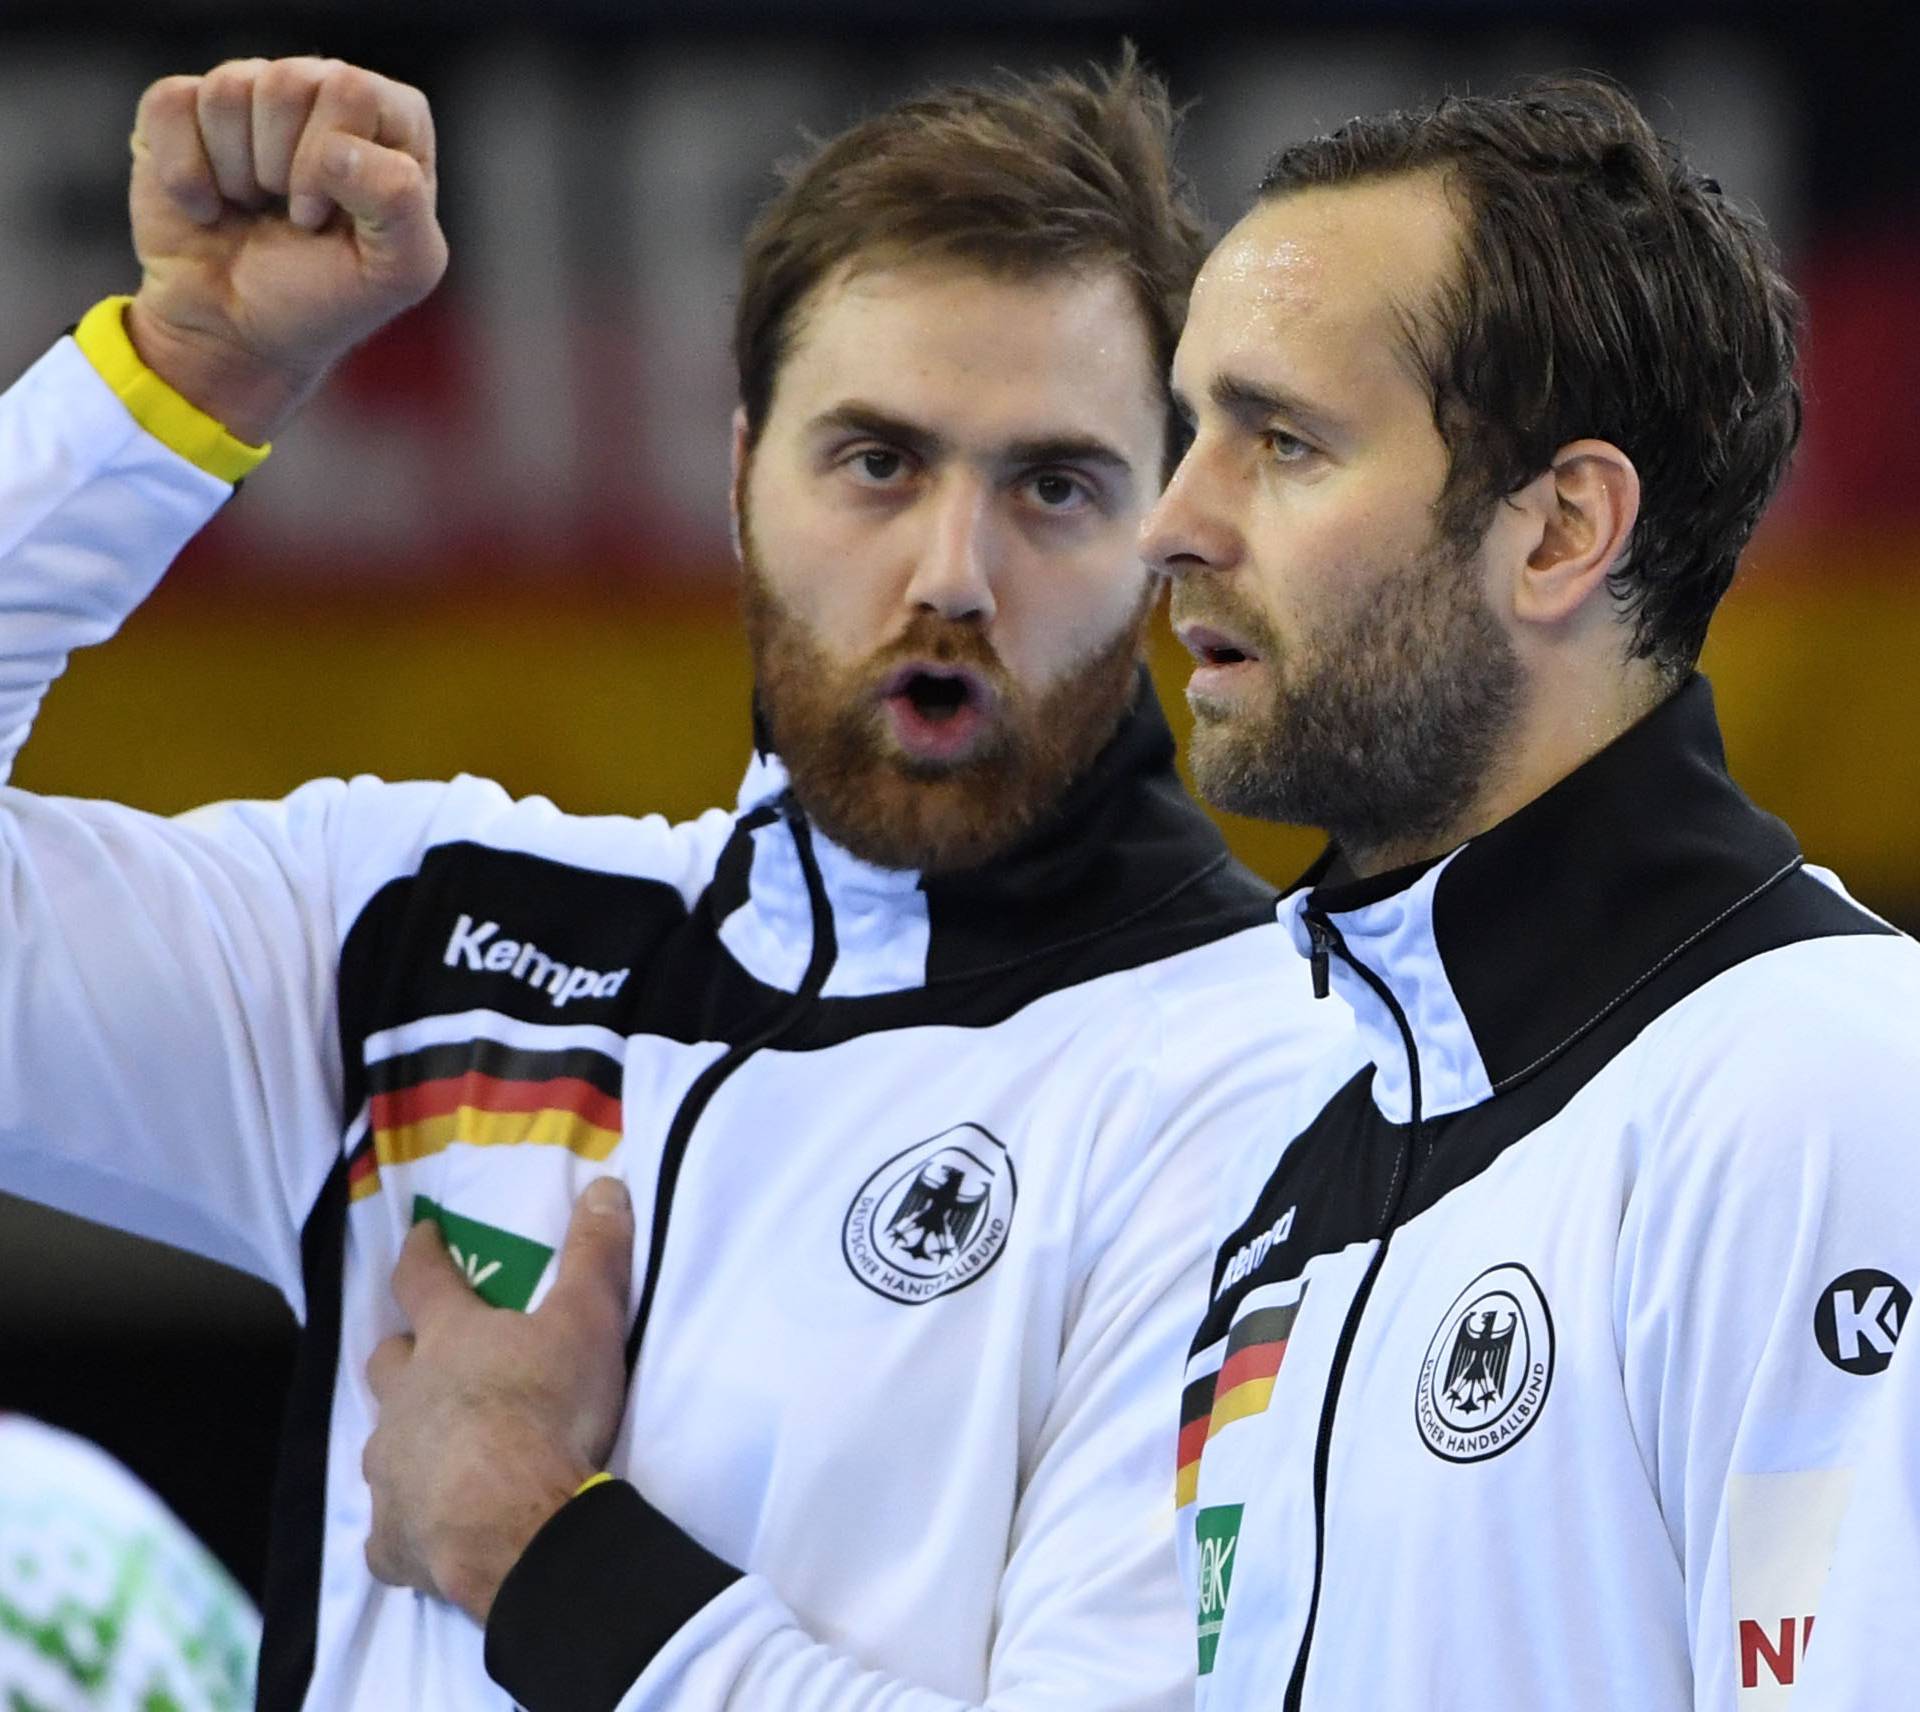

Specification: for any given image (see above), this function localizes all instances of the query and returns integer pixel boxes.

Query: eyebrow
[809,402,1137,478]
[1185,372,1347,442]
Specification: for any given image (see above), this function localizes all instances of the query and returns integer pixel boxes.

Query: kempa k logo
[412,1195,556,1312]
[1815,1268,1911,1375]
[1194,1504,1244,1677]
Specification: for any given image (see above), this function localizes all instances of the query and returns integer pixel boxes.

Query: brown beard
[1175,525,1522,866]
[739,523,1150,875]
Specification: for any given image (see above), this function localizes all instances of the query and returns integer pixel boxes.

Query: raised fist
[127,57,449,444]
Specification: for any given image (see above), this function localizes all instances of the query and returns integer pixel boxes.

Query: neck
[1345,657,1672,879]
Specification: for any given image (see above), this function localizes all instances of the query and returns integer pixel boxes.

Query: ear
[1504,439,1641,629]
[727,406,751,564]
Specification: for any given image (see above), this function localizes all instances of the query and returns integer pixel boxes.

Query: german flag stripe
[347,1139,382,1204]
[1214,1336,1289,1404]
[374,1105,621,1165]
[370,1070,622,1136]
[1207,1376,1278,1437]
[1176,1290,1308,1506]
[1175,1460,1202,1510]
[367,1039,622,1104]
[1180,1368,1220,1429]
[1223,1300,1303,1359]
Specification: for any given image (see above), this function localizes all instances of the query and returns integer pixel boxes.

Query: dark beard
[1177,528,1522,864]
[739,529,1150,875]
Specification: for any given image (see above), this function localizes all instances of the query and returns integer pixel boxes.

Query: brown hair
[733,46,1208,474]
[1260,76,1803,677]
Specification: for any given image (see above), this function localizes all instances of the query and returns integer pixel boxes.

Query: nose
[1139,442,1242,583]
[903,473,998,625]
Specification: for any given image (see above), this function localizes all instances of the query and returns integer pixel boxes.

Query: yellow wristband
[73,297,271,483]
[573,1472,616,1498]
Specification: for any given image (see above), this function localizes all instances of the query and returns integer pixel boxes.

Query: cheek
[999,545,1151,685]
[1249,476,1434,619]
[751,499,898,660]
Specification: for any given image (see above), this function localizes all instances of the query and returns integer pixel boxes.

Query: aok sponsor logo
[444,913,630,1008]
[1194,1504,1244,1677]
[843,1125,1016,1305]
[411,1195,554,1311]
[1415,1262,1555,1463]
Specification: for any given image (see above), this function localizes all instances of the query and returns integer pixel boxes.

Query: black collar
[1299,675,1804,1116]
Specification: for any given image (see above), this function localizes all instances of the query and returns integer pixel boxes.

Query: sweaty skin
[1143,176,1647,874]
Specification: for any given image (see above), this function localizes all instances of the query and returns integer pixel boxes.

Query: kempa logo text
[444,913,630,1008]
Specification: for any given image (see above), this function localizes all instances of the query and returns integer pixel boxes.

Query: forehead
[1179,174,1463,408]
[773,259,1164,453]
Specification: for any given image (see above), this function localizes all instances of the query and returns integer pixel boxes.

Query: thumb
[540,1177,635,1333]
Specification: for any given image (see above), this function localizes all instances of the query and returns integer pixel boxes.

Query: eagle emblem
[1415,1264,1556,1463]
[843,1125,1017,1304]
[1441,1308,1517,1415]
[885,1163,990,1264]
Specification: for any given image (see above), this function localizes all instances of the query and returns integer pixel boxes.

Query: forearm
[0,315,240,778]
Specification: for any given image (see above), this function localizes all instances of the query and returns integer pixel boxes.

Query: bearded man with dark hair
[0,50,1347,1712]
[1152,75,1920,1710]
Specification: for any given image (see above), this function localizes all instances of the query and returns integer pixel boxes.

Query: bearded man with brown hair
[0,49,1346,1712]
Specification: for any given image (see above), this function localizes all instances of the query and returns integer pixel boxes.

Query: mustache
[1168,590,1282,656]
[860,613,1009,688]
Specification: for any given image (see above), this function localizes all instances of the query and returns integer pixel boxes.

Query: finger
[538,1176,635,1333]
[133,75,220,226]
[195,59,272,210]
[287,65,434,233]
[252,57,333,199]
[364,1331,413,1403]
[390,1217,473,1330]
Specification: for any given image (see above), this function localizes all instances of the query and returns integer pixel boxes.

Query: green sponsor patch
[412,1196,554,1312]
[1194,1503,1244,1677]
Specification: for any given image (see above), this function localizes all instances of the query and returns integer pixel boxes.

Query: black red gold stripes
[348,1039,624,1202]
[1177,1286,1306,1507]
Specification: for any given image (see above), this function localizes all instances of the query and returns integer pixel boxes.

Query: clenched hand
[362,1177,635,1626]
[126,57,448,443]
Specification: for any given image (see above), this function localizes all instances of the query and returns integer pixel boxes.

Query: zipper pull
[1305,914,1334,1000]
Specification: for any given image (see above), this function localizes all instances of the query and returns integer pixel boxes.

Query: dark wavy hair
[734,46,1208,477]
[1260,76,1803,676]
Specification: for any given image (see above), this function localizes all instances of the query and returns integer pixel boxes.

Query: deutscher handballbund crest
[1415,1262,1555,1463]
[843,1124,1016,1304]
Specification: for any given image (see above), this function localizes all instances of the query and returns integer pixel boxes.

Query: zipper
[1281,907,1422,1712]
[1305,914,1335,999]
[623,798,838,1374]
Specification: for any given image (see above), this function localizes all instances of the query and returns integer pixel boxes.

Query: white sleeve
[1615,945,1920,1711]
[0,336,397,1308]
[1794,1306,1920,1709]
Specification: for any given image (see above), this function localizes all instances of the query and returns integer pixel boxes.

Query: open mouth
[880,662,992,719]
[877,662,996,759]
[1175,623,1263,669]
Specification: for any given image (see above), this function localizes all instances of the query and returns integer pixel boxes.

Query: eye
[851,447,907,483]
[1024,469,1093,513]
[1263,429,1316,465]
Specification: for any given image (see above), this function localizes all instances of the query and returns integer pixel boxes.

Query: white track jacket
[0,328,1349,1712]
[1176,677,1920,1709]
